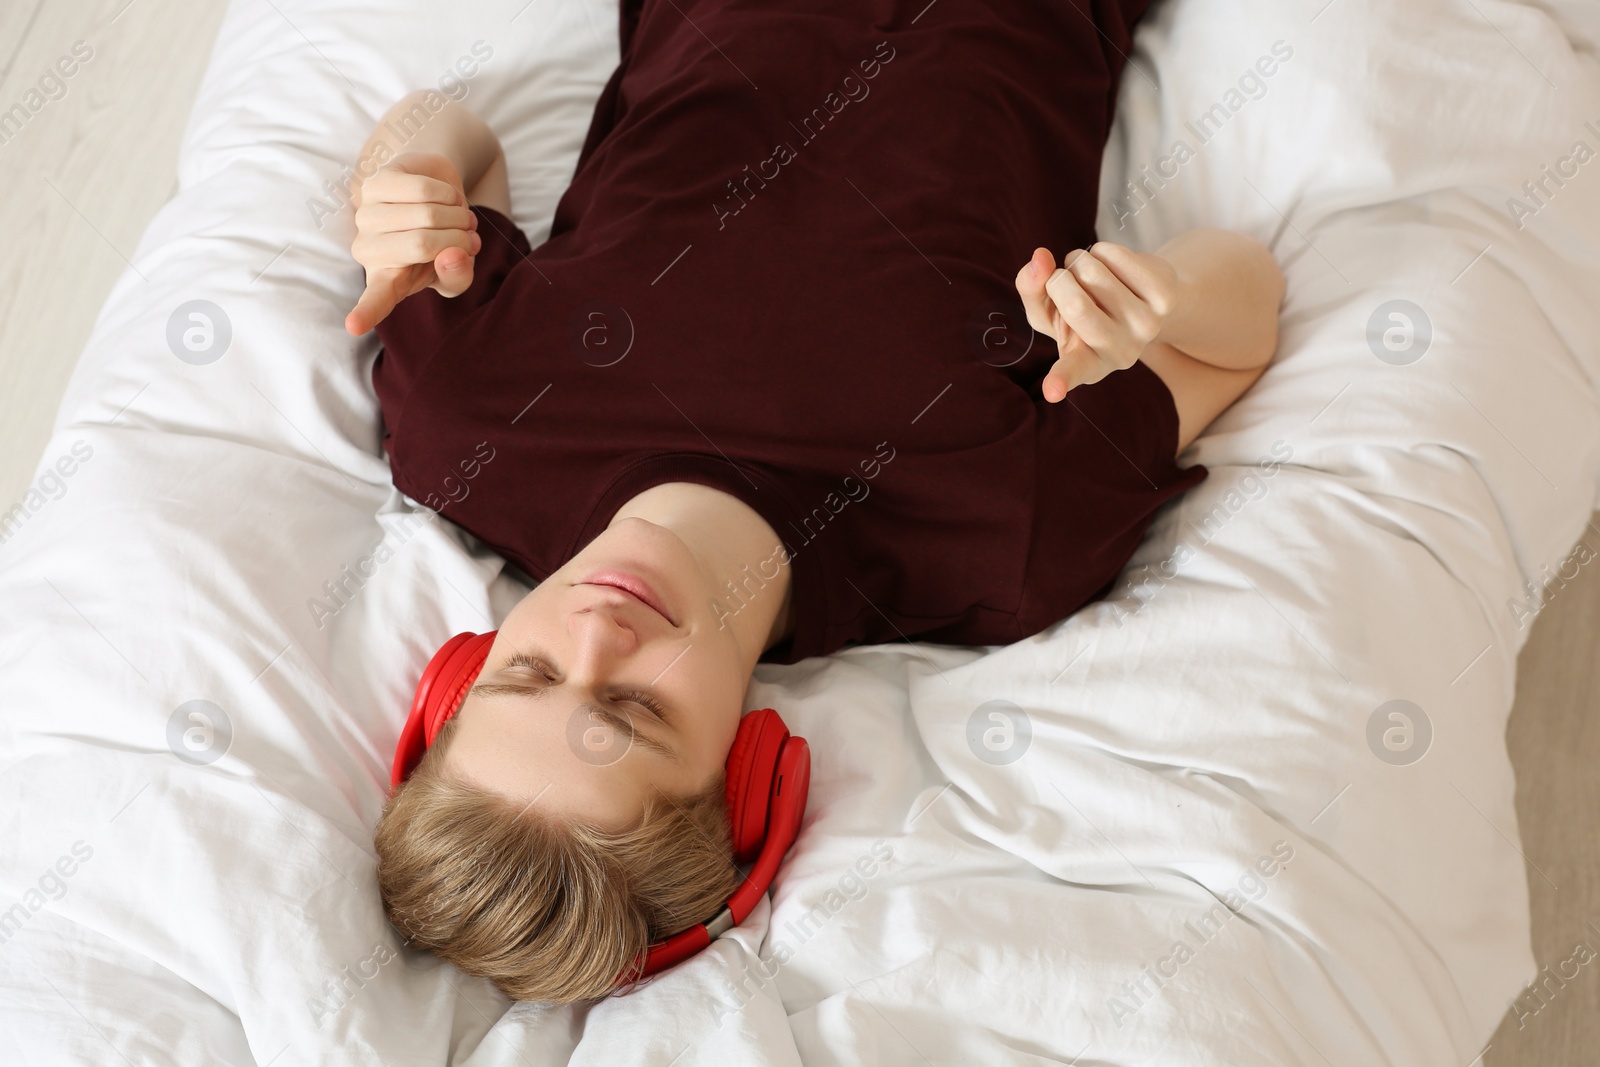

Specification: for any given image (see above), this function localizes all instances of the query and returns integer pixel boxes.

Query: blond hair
[374,715,742,1002]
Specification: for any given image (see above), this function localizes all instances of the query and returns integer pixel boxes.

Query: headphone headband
[391,630,811,988]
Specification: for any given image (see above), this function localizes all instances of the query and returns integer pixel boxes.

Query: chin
[584,516,675,563]
[558,521,705,625]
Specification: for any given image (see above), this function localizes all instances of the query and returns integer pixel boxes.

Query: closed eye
[502,651,556,682]
[499,651,671,724]
[471,649,679,760]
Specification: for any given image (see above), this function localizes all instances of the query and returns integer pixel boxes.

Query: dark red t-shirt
[372,0,1204,665]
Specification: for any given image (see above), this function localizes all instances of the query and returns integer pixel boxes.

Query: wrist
[1152,250,1198,349]
[359,90,497,197]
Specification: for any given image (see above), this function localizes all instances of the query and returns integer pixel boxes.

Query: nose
[567,597,642,664]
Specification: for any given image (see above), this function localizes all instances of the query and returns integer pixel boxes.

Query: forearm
[352,90,504,208]
[1152,228,1284,371]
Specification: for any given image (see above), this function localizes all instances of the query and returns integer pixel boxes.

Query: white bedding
[3,0,1599,1063]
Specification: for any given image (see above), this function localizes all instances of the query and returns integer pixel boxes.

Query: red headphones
[390,631,811,985]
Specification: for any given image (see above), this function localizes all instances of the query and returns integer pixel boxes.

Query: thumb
[1042,334,1096,403]
[429,246,475,298]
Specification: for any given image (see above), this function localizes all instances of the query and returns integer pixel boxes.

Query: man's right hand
[345,152,483,336]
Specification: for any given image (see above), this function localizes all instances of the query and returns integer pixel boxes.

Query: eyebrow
[469,677,680,761]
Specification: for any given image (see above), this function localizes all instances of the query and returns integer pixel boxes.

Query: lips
[578,568,676,626]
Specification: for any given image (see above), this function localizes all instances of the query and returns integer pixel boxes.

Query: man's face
[445,516,750,828]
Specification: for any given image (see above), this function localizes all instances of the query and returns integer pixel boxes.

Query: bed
[3,0,1599,1062]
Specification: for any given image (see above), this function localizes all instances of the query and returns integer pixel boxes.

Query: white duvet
[3,0,1599,1063]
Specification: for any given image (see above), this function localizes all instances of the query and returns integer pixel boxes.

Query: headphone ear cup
[627,711,810,985]
[390,630,498,787]
[422,631,497,744]
[723,708,788,864]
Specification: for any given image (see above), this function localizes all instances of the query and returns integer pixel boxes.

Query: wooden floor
[1483,540,1600,1064]
[2,0,1595,1059]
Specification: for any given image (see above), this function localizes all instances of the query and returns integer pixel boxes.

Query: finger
[361,200,479,236]
[387,150,467,190]
[346,269,410,335]
[1085,241,1177,316]
[359,168,466,210]
[1015,246,1064,340]
[353,226,481,273]
[1066,248,1159,347]
[1044,264,1119,353]
[430,246,476,298]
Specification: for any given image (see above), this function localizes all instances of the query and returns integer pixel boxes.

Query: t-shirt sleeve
[1013,359,1207,636]
[371,205,532,455]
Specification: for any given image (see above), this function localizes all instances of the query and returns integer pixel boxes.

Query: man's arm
[1016,229,1283,402]
[1148,228,1282,372]
[352,89,511,217]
